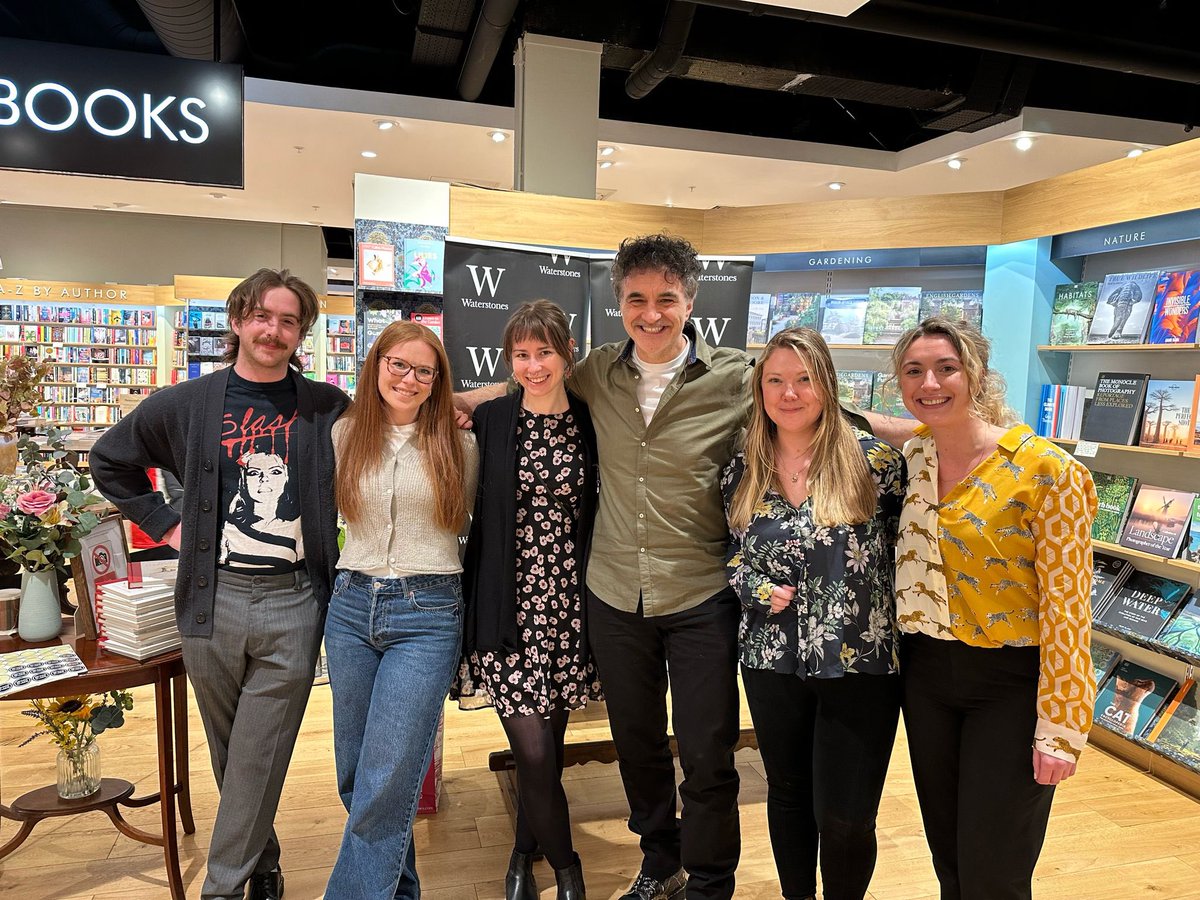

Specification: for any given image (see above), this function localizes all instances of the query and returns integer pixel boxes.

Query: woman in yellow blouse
[890,316,1097,900]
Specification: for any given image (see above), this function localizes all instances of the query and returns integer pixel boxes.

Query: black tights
[501,707,574,870]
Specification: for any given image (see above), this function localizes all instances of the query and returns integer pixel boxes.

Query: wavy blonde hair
[335,321,468,531]
[729,327,876,530]
[889,316,1018,427]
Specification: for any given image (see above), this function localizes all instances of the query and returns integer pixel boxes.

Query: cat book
[1098,570,1192,639]
[1138,378,1196,451]
[917,290,983,329]
[863,286,921,344]
[1090,472,1139,544]
[768,292,823,339]
[1049,282,1100,345]
[1148,269,1200,344]
[1119,485,1198,558]
[1094,659,1177,737]
[818,295,868,345]
[1086,270,1161,344]
[1080,372,1149,445]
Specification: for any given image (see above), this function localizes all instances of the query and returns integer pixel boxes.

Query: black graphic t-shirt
[218,369,304,574]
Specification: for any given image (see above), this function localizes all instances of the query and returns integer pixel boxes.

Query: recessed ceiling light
[210,192,227,200]
[1126,147,1145,158]
[599,160,614,169]
[599,146,615,157]
[361,150,377,158]
[489,130,507,143]
[947,157,964,170]
[827,181,845,191]
[374,119,396,131]
[1015,136,1034,151]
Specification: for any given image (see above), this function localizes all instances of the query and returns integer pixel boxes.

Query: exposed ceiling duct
[625,1,696,100]
[134,0,245,63]
[458,0,520,101]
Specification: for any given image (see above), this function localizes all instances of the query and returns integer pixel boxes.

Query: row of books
[1091,648,1200,769]
[186,360,231,379]
[329,315,355,335]
[45,364,156,385]
[834,369,914,420]
[747,288,984,346]
[96,576,182,661]
[40,346,157,366]
[186,307,231,332]
[187,336,229,357]
[1092,553,1195,638]
[0,304,158,326]
[1036,384,1089,440]
[36,404,118,424]
[1049,269,1200,345]
[1092,474,1200,560]
[0,325,157,344]
[325,372,357,391]
[329,336,354,354]
[328,355,356,373]
[41,385,147,404]
[1060,372,1200,452]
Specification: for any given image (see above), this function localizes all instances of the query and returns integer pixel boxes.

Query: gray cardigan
[89,367,349,637]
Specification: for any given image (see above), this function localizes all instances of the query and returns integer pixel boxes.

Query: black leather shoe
[246,867,284,900]
[506,849,538,900]
[618,868,686,900]
[555,852,586,900]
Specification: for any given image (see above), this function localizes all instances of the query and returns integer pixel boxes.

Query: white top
[333,419,479,578]
[632,339,690,426]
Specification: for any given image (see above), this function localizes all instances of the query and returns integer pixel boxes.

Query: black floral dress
[455,410,603,718]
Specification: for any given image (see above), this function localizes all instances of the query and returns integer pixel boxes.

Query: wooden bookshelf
[1089,725,1200,802]
[1094,621,1200,670]
[1053,438,1200,459]
[1038,343,1200,352]
[1093,540,1200,581]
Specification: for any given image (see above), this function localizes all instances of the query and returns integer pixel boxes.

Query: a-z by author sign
[0,37,243,187]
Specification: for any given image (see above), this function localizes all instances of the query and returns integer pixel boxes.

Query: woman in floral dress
[454,300,600,900]
[722,327,906,900]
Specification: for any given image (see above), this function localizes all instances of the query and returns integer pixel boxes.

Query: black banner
[443,241,589,390]
[0,38,243,187]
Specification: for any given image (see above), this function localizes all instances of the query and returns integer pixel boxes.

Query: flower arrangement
[21,689,134,797]
[0,428,105,572]
[0,354,52,437]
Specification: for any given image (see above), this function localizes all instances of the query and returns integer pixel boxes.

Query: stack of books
[96,577,181,661]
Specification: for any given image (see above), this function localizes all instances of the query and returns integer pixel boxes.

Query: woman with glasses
[452,300,600,900]
[324,320,478,900]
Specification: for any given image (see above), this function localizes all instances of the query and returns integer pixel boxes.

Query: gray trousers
[181,569,323,900]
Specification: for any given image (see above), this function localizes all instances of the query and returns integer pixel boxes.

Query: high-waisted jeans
[324,570,463,900]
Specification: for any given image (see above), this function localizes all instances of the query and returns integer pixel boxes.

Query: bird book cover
[1119,485,1198,558]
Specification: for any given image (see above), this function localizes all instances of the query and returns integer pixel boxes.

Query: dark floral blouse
[721,430,906,678]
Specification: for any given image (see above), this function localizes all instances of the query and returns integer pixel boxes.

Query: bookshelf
[325,312,357,396]
[1039,342,1200,352]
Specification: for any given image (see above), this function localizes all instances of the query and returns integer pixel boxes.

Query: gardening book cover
[1091,472,1139,544]
[863,286,921,344]
[1119,484,1198,558]
[1158,595,1200,656]
[818,295,868,344]
[1147,680,1200,765]
[1098,570,1192,639]
[1091,550,1134,618]
[1148,269,1200,344]
[1094,659,1177,737]
[917,290,983,329]
[768,292,822,339]
[869,373,914,420]
[1079,372,1149,445]
[1086,270,1161,344]
[1138,378,1197,451]
[1049,282,1100,345]
[836,370,876,409]
[747,293,771,344]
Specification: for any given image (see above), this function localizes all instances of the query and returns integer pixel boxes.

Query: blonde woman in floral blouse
[891,316,1097,900]
[722,327,905,900]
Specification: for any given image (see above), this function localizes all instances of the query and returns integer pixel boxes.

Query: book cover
[1138,378,1196,450]
[1094,659,1177,736]
[1184,497,1200,564]
[1158,595,1200,656]
[1119,484,1198,558]
[1099,570,1192,638]
[767,292,822,339]
[358,241,396,288]
[1148,269,1200,344]
[1086,270,1161,344]
[863,286,921,344]
[869,373,915,420]
[1091,472,1139,543]
[1048,282,1100,345]
[818,295,868,344]
[401,237,444,294]
[1080,372,1149,445]
[747,293,771,344]
[1147,680,1200,764]
[411,312,443,343]
[1188,376,1200,454]
[836,370,876,408]
[1091,550,1133,618]
[1090,643,1121,688]
[917,289,983,329]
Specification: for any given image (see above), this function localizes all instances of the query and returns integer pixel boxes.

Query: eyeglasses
[382,355,438,384]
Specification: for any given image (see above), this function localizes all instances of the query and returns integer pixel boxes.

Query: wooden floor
[3,679,1200,899]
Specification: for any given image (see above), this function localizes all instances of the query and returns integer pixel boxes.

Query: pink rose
[16,490,57,517]
[0,504,9,518]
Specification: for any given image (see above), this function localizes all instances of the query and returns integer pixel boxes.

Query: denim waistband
[341,570,460,593]
[219,568,309,589]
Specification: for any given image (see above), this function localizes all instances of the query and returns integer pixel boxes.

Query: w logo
[549,253,573,266]
[466,346,505,377]
[701,260,726,271]
[693,317,732,344]
[466,265,505,297]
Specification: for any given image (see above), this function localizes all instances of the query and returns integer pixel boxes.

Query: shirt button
[199,540,210,551]
[196,612,206,624]
[639,547,646,553]
[639,513,645,518]
[634,407,640,413]
[203,460,212,472]
[198,576,208,587]
[640,441,647,447]
[638,476,645,482]
[201,500,211,512]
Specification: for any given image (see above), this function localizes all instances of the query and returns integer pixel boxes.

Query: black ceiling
[3,0,1200,154]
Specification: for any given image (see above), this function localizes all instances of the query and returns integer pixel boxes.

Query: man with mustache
[90,269,349,900]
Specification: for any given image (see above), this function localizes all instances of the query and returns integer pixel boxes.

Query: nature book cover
[1099,570,1192,639]
[917,289,983,329]
[1049,282,1100,345]
[863,286,921,344]
[1185,497,1200,564]
[1119,484,1198,558]
[1090,643,1121,688]
[869,373,914,420]
[1094,659,1177,737]
[1188,376,1200,454]
[1158,595,1200,656]
[1091,550,1133,617]
[1148,269,1200,344]
[1079,372,1149,445]
[768,292,822,339]
[836,370,876,409]
[818,295,868,344]
[1087,270,1161,344]
[747,293,771,344]
[1147,680,1200,764]
[1138,378,1196,450]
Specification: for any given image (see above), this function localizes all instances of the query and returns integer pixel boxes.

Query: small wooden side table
[0,626,193,899]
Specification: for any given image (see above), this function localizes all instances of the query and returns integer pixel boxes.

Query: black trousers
[587,587,741,900]
[741,666,900,900]
[900,634,1056,900]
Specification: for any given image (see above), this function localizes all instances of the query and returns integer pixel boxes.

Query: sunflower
[40,694,95,725]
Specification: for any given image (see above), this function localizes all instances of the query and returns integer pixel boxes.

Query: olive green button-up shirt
[569,323,754,616]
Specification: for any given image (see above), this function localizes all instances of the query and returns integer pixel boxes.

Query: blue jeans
[324,570,463,900]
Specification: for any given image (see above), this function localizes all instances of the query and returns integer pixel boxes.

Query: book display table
[0,626,193,899]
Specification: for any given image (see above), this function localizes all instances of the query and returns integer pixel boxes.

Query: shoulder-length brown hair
[729,327,876,530]
[335,321,468,531]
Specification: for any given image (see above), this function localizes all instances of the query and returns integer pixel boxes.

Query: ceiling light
[827,181,844,191]
[489,130,507,143]
[599,160,614,169]
[209,192,227,200]
[947,157,964,170]
[374,119,396,130]
[361,150,377,158]
[599,146,615,157]
[1015,136,1034,151]
[1126,147,1145,158]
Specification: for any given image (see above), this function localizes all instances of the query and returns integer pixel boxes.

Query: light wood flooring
[3,679,1200,899]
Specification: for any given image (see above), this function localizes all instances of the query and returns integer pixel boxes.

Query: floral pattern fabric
[455,410,602,717]
[721,430,906,678]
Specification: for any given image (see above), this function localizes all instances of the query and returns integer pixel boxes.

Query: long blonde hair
[729,327,876,529]
[889,316,1018,427]
[335,321,468,531]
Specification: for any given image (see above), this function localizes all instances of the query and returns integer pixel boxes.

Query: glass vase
[57,740,101,800]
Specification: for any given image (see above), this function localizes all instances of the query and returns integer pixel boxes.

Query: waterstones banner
[443,240,589,390]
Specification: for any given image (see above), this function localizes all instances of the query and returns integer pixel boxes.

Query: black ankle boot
[506,849,538,900]
[555,853,585,900]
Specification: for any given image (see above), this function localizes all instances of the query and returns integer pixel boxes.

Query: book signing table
[0,625,193,900]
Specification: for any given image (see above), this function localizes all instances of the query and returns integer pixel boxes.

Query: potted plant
[0,354,52,474]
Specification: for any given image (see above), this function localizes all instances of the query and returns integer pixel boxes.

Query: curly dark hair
[611,234,702,302]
